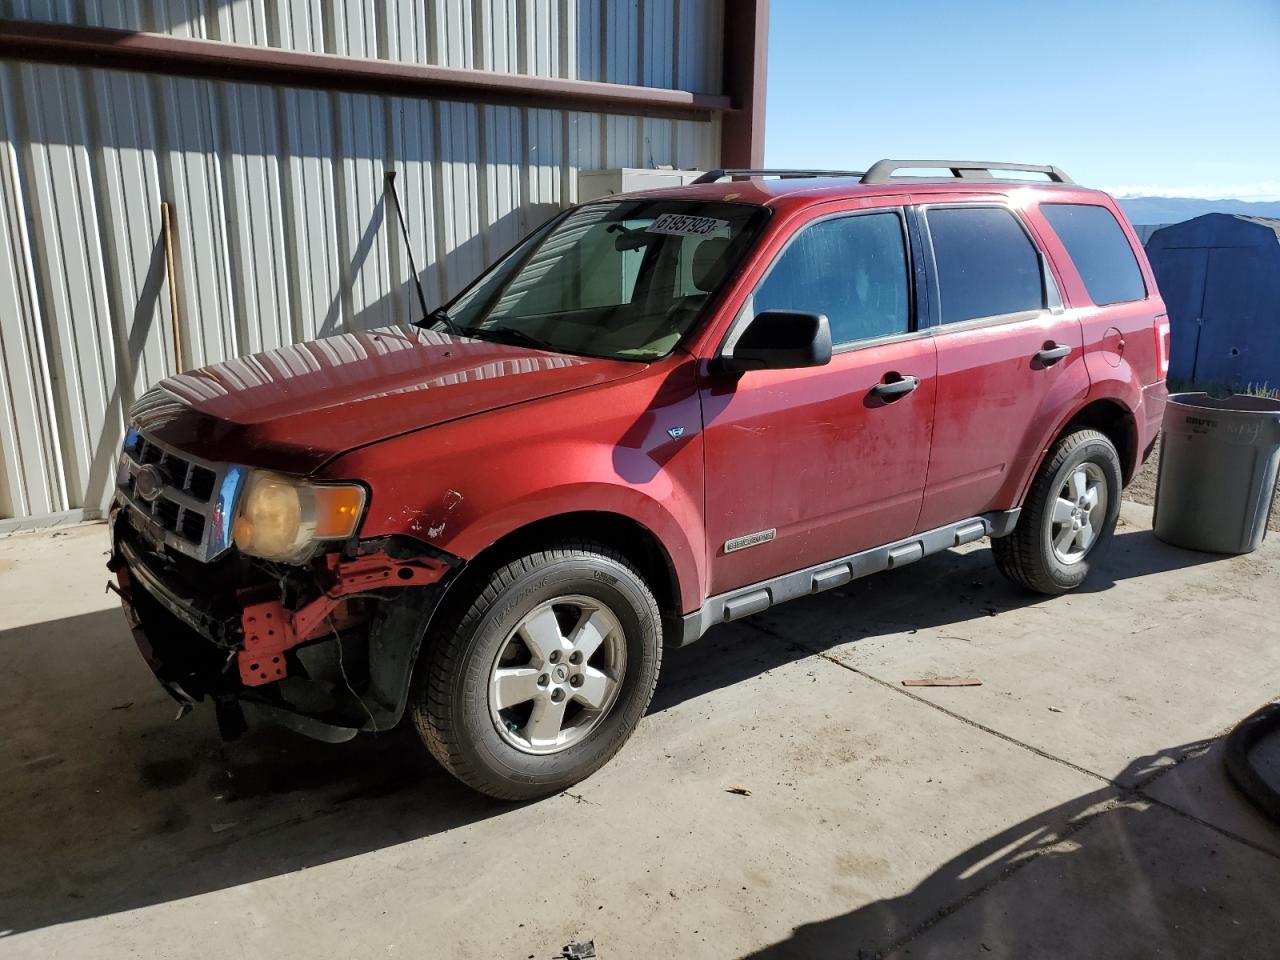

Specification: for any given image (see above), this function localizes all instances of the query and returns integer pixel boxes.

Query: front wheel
[411,541,662,800]
[993,429,1122,595]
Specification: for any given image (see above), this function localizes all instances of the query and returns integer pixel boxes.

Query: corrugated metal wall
[0,0,723,525]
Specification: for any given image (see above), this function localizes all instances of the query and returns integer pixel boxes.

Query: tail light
[1154,316,1170,380]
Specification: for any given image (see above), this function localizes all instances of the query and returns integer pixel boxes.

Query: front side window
[927,206,1044,324]
[752,212,910,346]
[437,200,766,360]
[1040,203,1146,305]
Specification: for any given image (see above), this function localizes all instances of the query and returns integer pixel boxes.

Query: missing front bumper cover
[109,521,457,740]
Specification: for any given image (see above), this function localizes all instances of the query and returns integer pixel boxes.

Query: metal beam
[720,0,769,168]
[0,18,731,121]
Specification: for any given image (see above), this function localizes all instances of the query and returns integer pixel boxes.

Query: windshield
[431,199,766,360]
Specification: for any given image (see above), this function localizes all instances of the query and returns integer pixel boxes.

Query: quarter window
[1041,203,1146,305]
[753,213,910,346]
[927,207,1044,324]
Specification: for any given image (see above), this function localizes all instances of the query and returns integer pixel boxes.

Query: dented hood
[130,325,642,474]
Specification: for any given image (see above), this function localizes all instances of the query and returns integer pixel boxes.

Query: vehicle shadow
[0,614,499,933]
[738,738,1280,959]
[651,523,1224,715]
[0,521,1226,937]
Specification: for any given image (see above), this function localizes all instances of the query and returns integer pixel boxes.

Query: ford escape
[110,160,1170,798]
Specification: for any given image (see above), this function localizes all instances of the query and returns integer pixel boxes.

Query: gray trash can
[1153,392,1280,554]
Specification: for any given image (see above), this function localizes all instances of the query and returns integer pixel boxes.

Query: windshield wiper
[419,312,554,353]
[469,324,558,352]
[420,306,464,337]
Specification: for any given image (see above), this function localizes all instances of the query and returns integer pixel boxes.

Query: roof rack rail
[860,160,1074,185]
[692,168,866,184]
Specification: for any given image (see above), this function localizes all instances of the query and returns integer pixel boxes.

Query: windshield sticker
[647,213,730,238]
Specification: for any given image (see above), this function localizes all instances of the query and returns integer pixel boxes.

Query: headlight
[232,470,367,563]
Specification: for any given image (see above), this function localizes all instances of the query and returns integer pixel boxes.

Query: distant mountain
[1117,196,1280,226]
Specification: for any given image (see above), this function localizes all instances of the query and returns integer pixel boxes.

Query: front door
[700,205,938,596]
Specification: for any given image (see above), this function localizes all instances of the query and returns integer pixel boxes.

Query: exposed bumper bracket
[236,551,449,688]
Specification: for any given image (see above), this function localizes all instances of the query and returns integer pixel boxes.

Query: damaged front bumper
[109,506,458,740]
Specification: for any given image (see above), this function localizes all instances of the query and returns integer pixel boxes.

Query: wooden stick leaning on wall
[160,201,182,374]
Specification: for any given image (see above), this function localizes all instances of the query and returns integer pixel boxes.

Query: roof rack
[860,160,1073,184]
[692,168,866,184]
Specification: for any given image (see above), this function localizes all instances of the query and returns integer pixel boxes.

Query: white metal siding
[0,0,723,89]
[0,0,722,523]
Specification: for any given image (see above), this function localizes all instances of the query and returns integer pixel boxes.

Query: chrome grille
[116,428,244,562]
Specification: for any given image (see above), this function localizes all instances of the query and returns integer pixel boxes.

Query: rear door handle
[871,374,920,398]
[1035,344,1072,365]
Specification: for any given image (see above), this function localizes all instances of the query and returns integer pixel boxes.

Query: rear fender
[1016,369,1144,505]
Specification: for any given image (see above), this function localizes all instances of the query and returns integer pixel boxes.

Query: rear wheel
[411,541,662,800]
[993,429,1122,594]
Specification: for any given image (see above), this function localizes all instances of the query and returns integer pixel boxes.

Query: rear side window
[926,207,1044,324]
[1041,203,1146,305]
[753,212,910,346]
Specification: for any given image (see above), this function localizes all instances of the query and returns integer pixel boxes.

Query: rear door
[915,201,1088,532]
[700,201,938,596]
[1038,200,1164,387]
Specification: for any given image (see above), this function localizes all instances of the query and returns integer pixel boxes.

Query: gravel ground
[1126,441,1280,532]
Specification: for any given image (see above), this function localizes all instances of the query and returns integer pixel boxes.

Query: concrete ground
[1,502,1278,959]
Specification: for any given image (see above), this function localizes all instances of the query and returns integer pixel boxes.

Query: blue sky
[764,0,1280,200]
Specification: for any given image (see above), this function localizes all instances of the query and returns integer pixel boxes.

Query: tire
[411,541,662,800]
[992,429,1122,595]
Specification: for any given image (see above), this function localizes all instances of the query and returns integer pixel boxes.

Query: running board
[676,509,1020,646]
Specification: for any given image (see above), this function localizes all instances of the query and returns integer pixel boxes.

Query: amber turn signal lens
[312,484,367,539]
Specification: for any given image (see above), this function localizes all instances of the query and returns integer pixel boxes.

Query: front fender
[324,362,708,612]
[439,480,705,612]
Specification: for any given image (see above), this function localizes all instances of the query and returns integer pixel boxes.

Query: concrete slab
[0,503,1277,959]
[1145,734,1280,857]
[751,503,1280,788]
[878,799,1280,960]
[0,535,1097,959]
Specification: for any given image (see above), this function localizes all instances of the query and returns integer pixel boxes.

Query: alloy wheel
[1050,462,1108,564]
[487,595,627,755]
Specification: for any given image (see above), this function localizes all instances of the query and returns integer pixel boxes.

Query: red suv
[110,160,1169,798]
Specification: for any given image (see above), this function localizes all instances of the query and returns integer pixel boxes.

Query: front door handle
[1035,343,1072,365]
[871,374,920,399]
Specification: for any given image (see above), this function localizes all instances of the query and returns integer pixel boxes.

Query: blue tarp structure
[1146,214,1280,388]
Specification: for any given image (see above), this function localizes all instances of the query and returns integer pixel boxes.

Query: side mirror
[714,310,833,374]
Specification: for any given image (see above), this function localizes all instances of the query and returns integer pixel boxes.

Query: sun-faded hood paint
[129,325,644,474]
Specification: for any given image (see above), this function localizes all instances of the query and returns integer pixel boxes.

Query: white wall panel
[91,68,172,407]
[0,0,722,88]
[0,0,723,523]
[159,75,238,369]
[224,81,292,353]
[14,62,122,511]
[0,67,65,519]
[280,86,342,341]
[271,0,326,53]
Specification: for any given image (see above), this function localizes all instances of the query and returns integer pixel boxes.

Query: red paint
[701,336,938,593]
[136,327,640,473]
[237,550,450,687]
[128,175,1167,633]
[333,357,710,610]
